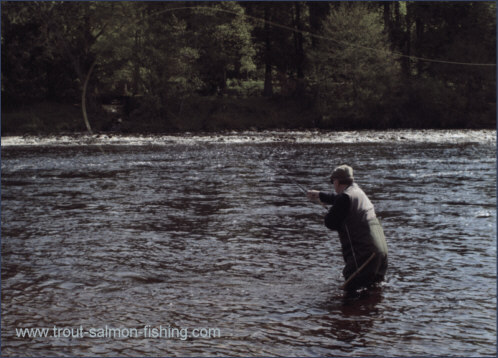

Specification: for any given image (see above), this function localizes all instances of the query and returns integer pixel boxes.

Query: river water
[1,130,496,356]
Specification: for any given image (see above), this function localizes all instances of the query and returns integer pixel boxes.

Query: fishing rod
[263,159,327,210]
[264,160,305,193]
[276,166,308,195]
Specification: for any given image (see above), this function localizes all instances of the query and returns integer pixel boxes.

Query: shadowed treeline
[1,1,496,134]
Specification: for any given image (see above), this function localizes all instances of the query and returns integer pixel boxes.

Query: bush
[2,102,85,134]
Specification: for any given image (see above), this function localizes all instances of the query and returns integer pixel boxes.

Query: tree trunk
[293,2,305,97]
[383,2,391,33]
[415,15,424,76]
[132,29,141,95]
[263,6,273,97]
[308,2,329,49]
[401,2,412,79]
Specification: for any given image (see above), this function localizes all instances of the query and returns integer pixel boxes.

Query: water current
[1,130,496,356]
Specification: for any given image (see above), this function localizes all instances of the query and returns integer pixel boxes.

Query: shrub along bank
[1,93,495,136]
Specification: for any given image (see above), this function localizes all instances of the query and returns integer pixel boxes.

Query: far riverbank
[2,97,495,136]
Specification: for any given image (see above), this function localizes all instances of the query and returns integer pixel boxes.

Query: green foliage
[311,4,400,128]
[127,3,201,118]
[226,79,264,98]
[2,102,85,134]
[190,2,256,94]
[382,1,496,128]
[1,1,495,133]
[1,2,77,105]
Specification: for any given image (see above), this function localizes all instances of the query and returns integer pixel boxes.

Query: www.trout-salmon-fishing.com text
[15,325,221,340]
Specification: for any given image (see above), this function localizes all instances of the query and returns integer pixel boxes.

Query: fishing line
[136,5,496,67]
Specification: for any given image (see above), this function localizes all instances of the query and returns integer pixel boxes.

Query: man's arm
[324,194,350,230]
[319,192,336,205]
[307,190,336,205]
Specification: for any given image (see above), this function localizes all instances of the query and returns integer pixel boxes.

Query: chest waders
[338,184,388,290]
[342,222,378,289]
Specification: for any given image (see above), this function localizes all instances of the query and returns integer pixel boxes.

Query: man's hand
[307,190,320,202]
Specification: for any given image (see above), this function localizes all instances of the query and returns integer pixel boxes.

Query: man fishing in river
[307,165,388,291]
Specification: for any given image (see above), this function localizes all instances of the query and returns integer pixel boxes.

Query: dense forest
[2,1,496,134]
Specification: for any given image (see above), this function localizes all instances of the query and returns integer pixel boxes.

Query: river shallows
[1,130,496,356]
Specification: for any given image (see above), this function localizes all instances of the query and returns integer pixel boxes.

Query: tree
[124,2,200,119]
[388,1,496,127]
[411,2,495,125]
[242,2,280,97]
[311,4,400,128]
[16,2,129,133]
[2,2,54,107]
[188,2,256,95]
[243,2,313,98]
[308,2,330,49]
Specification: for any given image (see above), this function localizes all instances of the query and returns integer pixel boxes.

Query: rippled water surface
[2,131,496,356]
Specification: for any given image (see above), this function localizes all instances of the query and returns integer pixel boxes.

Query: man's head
[330,165,354,192]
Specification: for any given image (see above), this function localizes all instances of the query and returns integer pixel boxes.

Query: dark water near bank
[1,132,496,356]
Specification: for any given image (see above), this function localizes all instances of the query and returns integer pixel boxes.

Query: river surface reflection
[1,130,496,356]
